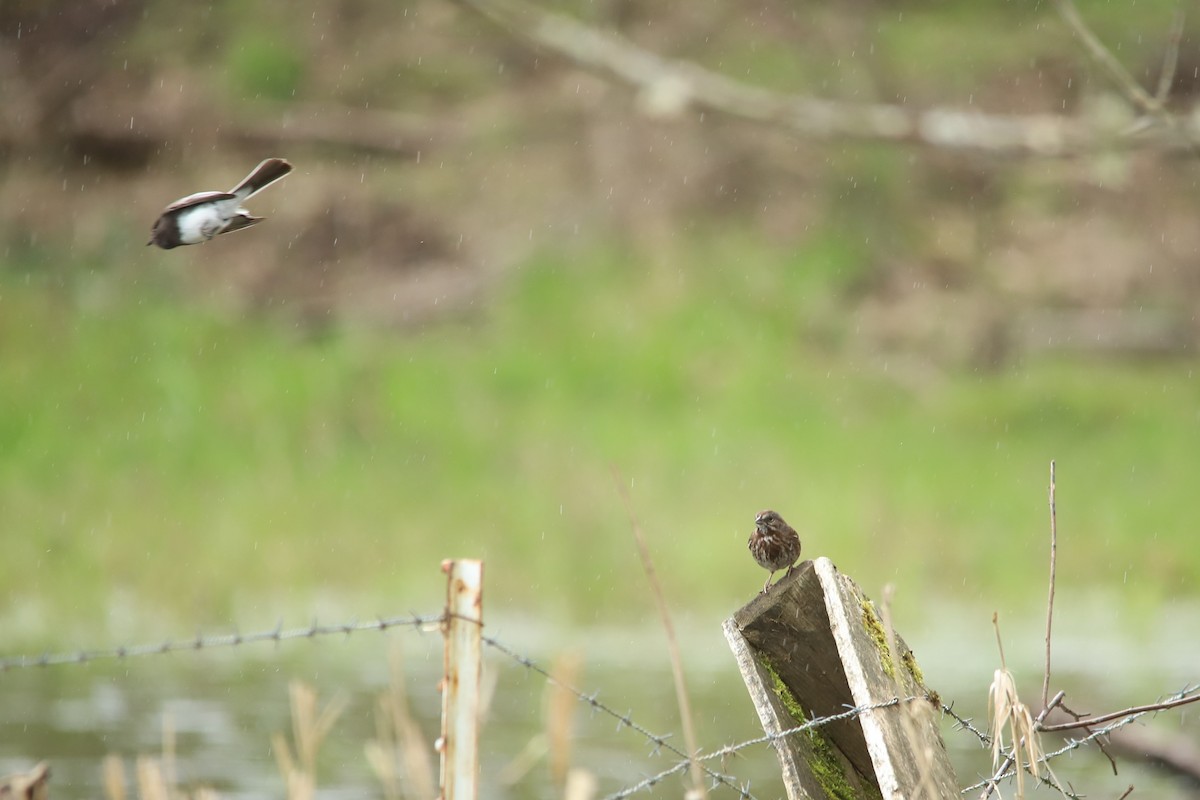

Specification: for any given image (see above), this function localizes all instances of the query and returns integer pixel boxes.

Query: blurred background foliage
[2,0,1199,640]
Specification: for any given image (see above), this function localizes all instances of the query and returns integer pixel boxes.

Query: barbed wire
[940,702,993,748]
[609,696,922,800]
[480,633,753,800]
[0,613,444,671]
[3,607,1191,800]
[701,696,916,764]
[960,684,1200,795]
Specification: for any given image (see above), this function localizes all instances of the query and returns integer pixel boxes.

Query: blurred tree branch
[451,0,1200,158]
[1052,0,1196,156]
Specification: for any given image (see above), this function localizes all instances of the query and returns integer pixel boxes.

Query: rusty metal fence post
[438,559,483,800]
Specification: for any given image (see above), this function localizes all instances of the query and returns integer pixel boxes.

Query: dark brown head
[147,213,181,249]
[755,509,782,532]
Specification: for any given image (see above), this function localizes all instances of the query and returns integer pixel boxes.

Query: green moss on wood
[859,598,895,679]
[901,648,925,687]
[859,594,927,689]
[761,653,809,723]
[759,655,869,800]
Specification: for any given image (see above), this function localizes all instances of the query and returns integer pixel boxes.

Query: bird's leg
[762,572,775,593]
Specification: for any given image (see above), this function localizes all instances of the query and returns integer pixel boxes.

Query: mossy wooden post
[722,557,958,800]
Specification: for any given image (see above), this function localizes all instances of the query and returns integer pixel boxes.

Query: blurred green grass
[3,230,1198,641]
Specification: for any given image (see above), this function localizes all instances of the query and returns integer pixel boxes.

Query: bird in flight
[148,158,293,249]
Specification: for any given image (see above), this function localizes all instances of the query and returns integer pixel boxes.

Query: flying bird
[148,158,293,249]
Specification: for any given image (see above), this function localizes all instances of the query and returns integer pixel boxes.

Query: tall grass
[2,234,1198,639]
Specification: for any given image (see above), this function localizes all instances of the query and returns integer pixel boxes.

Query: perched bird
[147,158,293,249]
[748,509,802,593]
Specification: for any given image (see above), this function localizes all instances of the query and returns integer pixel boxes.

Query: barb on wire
[941,702,993,748]
[702,696,917,761]
[1058,698,1120,776]
[481,634,754,800]
[605,696,924,800]
[961,684,1200,795]
[0,614,445,672]
[606,760,692,800]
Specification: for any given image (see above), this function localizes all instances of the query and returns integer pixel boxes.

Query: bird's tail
[230,158,293,199]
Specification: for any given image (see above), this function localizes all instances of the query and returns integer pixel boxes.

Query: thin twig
[964,685,1198,793]
[1117,785,1134,800]
[1155,8,1186,103]
[1053,0,1159,113]
[992,612,1007,670]
[1104,721,1200,784]
[1053,0,1200,157]
[612,467,707,800]
[1040,691,1200,732]
[1059,700,1120,775]
[972,687,1200,795]
[1042,460,1057,710]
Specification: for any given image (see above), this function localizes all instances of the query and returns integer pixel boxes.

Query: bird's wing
[218,212,264,236]
[160,191,237,213]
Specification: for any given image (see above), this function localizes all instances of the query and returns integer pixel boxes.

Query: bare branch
[1106,722,1200,785]
[1042,460,1057,710]
[1053,0,1159,113]
[1155,8,1186,103]
[1040,692,1200,733]
[450,0,1200,157]
[1059,700,1120,775]
[1053,0,1199,157]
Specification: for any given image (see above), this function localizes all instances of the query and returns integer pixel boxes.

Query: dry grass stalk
[103,715,217,800]
[134,757,170,800]
[564,768,597,800]
[365,644,437,800]
[988,615,1047,799]
[498,648,585,788]
[272,680,348,800]
[546,650,583,788]
[495,652,581,789]
[102,755,126,800]
[0,762,50,800]
[496,734,547,786]
[613,469,707,800]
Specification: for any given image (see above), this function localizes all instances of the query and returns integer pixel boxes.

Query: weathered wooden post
[723,557,958,800]
[439,559,484,800]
